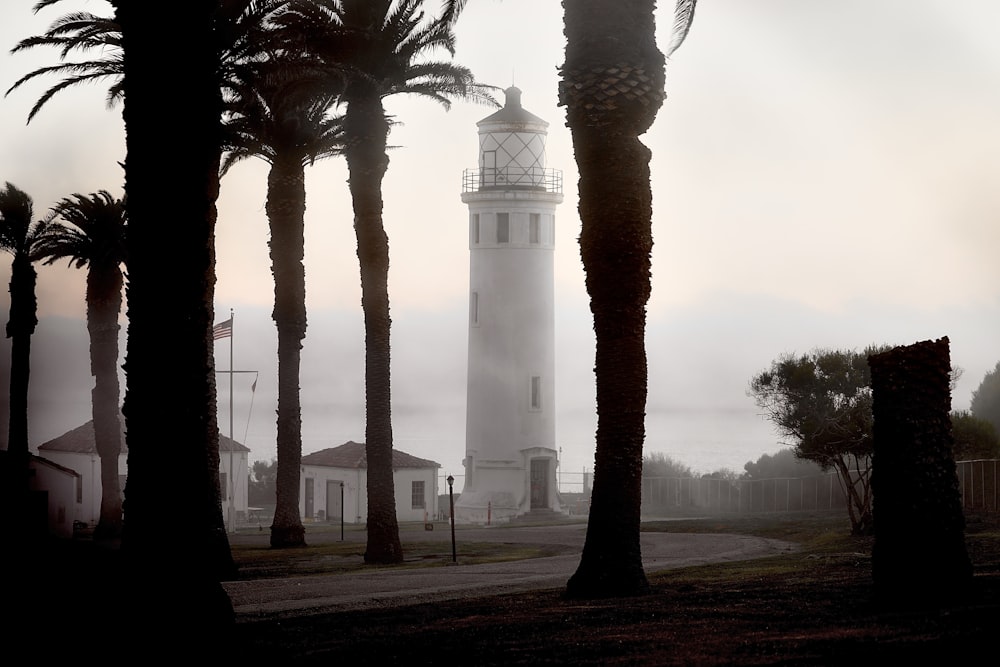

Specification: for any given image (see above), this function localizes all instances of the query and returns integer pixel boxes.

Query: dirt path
[225,524,797,620]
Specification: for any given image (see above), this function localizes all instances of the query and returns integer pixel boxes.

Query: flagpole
[229,308,235,533]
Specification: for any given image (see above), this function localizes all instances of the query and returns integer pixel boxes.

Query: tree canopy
[951,410,1000,461]
[970,361,1000,436]
[748,347,886,534]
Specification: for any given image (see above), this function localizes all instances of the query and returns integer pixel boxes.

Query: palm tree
[279,0,497,564]
[34,191,127,540]
[5,0,124,123]
[0,182,50,537]
[221,55,344,548]
[561,0,697,599]
[110,0,244,643]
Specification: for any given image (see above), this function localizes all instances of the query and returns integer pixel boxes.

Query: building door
[326,480,343,523]
[304,478,314,518]
[530,459,549,509]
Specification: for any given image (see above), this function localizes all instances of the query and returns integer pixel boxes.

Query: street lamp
[447,475,456,563]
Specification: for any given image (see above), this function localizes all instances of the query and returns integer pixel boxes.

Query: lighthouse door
[530,459,549,509]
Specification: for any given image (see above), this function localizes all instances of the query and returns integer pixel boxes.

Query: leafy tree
[642,452,694,479]
[222,49,344,548]
[970,361,1000,436]
[951,410,1000,461]
[34,191,127,539]
[742,448,825,480]
[249,458,277,506]
[748,347,886,535]
[279,0,497,564]
[563,0,697,599]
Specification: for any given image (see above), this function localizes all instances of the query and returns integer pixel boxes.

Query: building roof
[37,420,250,454]
[302,440,440,470]
[477,86,548,127]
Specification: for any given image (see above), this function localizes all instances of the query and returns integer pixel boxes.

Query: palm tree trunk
[344,94,403,565]
[3,255,38,539]
[114,0,235,646]
[87,267,124,539]
[562,0,665,599]
[869,337,972,606]
[267,153,307,548]
[6,255,36,458]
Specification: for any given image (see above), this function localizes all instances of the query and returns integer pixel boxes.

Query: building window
[530,375,542,411]
[496,212,509,244]
[412,480,426,509]
[529,213,540,244]
[471,291,479,326]
[472,213,480,244]
[76,478,82,504]
[219,472,228,499]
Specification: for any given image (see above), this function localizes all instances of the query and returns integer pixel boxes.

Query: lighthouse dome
[473,87,553,190]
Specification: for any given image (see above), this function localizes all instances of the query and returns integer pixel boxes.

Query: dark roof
[302,440,440,470]
[30,453,81,478]
[37,420,250,454]
[478,86,547,127]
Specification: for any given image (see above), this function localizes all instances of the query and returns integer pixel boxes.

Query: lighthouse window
[530,375,542,411]
[471,291,479,326]
[496,212,509,244]
[472,213,480,244]
[529,213,540,244]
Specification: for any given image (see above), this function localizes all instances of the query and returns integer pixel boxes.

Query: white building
[36,420,250,531]
[300,441,440,524]
[454,87,565,524]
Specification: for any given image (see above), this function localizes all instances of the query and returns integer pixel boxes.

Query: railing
[462,167,563,194]
[443,460,1000,518]
[957,459,999,512]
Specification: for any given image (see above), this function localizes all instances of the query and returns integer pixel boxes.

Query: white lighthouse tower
[455,87,564,524]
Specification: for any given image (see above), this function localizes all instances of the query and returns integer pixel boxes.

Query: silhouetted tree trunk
[3,250,39,540]
[87,261,125,539]
[344,91,403,565]
[114,0,235,650]
[869,336,972,607]
[562,0,665,598]
[268,152,307,548]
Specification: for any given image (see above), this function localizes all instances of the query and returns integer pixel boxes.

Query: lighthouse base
[453,448,566,525]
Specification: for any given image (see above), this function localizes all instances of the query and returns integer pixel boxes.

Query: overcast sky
[2,1,998,488]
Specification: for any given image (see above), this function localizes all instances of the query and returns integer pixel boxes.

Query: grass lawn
[229,510,1000,664]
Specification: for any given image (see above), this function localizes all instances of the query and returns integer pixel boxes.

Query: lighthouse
[454,87,564,524]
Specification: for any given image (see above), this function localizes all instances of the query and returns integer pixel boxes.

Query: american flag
[212,318,232,340]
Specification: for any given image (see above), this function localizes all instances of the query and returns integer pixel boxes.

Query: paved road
[223,523,796,621]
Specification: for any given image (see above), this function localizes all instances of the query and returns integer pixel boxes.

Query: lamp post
[447,475,456,563]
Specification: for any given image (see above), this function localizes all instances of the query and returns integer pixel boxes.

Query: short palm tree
[279,0,498,564]
[0,182,51,535]
[562,0,697,599]
[222,55,345,548]
[34,191,127,539]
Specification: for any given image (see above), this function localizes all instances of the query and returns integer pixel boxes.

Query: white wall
[300,465,439,524]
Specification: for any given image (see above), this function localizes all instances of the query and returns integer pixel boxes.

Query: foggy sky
[2,1,998,484]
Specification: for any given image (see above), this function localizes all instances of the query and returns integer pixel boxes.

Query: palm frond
[665,0,697,58]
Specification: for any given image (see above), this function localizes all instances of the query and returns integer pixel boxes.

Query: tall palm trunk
[4,252,38,538]
[86,263,124,539]
[267,151,308,548]
[6,252,36,459]
[344,92,402,565]
[562,0,666,599]
[114,0,235,644]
